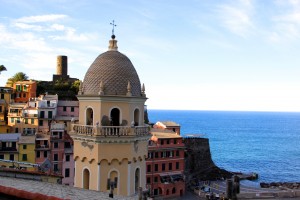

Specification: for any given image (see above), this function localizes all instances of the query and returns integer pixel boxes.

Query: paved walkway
[0,176,135,200]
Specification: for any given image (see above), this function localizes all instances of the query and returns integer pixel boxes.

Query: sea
[148,110,300,184]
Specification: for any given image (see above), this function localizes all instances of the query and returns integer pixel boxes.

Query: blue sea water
[148,110,300,183]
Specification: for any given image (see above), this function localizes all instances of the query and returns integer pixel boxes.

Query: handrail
[72,124,149,137]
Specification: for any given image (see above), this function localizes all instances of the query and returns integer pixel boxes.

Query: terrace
[70,124,150,137]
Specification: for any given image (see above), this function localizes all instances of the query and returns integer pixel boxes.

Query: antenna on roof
[110,20,117,39]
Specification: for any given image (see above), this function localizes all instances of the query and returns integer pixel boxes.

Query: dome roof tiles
[82,50,142,96]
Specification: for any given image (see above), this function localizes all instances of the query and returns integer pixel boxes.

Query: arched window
[83,168,90,189]
[134,108,140,126]
[110,108,120,126]
[172,187,176,194]
[135,168,140,193]
[86,108,93,125]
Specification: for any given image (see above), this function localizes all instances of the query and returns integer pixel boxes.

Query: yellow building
[7,103,26,134]
[18,135,36,171]
[0,133,20,168]
[22,98,39,135]
[0,87,13,133]
[70,35,150,196]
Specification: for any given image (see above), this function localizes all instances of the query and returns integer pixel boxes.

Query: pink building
[56,100,79,132]
[35,133,50,167]
[50,122,74,186]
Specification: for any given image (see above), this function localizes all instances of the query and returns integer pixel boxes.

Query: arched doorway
[135,168,140,193]
[109,170,118,194]
[110,108,120,126]
[83,168,90,189]
[134,109,139,126]
[86,108,93,125]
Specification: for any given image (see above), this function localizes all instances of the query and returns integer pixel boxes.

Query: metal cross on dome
[110,20,117,35]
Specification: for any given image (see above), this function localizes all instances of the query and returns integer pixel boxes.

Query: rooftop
[150,129,182,139]
[0,133,21,142]
[161,121,180,126]
[57,100,79,106]
[0,176,133,200]
[19,135,36,144]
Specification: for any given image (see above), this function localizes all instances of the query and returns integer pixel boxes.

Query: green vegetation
[0,65,7,74]
[36,79,80,100]
[6,72,80,100]
[6,72,29,86]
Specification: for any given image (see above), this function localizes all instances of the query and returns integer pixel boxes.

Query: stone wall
[184,137,232,186]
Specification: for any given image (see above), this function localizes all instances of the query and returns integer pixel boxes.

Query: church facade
[70,35,150,196]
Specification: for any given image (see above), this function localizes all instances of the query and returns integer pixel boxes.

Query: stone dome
[82,40,142,96]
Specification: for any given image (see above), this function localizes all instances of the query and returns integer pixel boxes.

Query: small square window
[66,155,70,162]
[54,154,58,161]
[22,154,27,161]
[65,168,70,177]
[23,145,27,149]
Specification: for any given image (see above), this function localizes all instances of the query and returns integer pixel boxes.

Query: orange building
[13,80,37,103]
[146,127,185,198]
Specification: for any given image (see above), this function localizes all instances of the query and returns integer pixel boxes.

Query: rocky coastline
[260,182,300,190]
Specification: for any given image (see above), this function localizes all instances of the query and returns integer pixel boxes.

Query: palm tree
[7,72,29,86]
[0,65,7,74]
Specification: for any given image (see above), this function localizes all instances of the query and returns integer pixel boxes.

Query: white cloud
[16,14,67,23]
[268,0,300,42]
[50,24,65,31]
[50,27,92,42]
[217,0,255,37]
[14,22,44,31]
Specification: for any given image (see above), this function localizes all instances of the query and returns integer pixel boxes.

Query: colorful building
[12,80,37,103]
[146,128,185,198]
[18,135,36,170]
[56,100,79,132]
[50,122,74,186]
[0,87,13,133]
[35,133,50,169]
[37,94,58,134]
[22,99,39,135]
[0,133,21,168]
[70,35,150,196]
[7,103,26,133]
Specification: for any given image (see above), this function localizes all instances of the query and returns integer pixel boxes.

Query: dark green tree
[0,65,7,74]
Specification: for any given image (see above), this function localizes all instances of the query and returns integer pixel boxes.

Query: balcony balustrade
[8,113,21,117]
[35,144,50,149]
[0,147,17,152]
[23,113,38,118]
[71,124,149,137]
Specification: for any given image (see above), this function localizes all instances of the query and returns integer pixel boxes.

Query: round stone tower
[56,55,68,77]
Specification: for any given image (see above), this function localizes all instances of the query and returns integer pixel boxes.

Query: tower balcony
[70,124,150,137]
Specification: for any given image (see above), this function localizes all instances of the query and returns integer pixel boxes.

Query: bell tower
[70,33,150,196]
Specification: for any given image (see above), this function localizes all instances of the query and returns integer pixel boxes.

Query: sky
[0,0,300,112]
